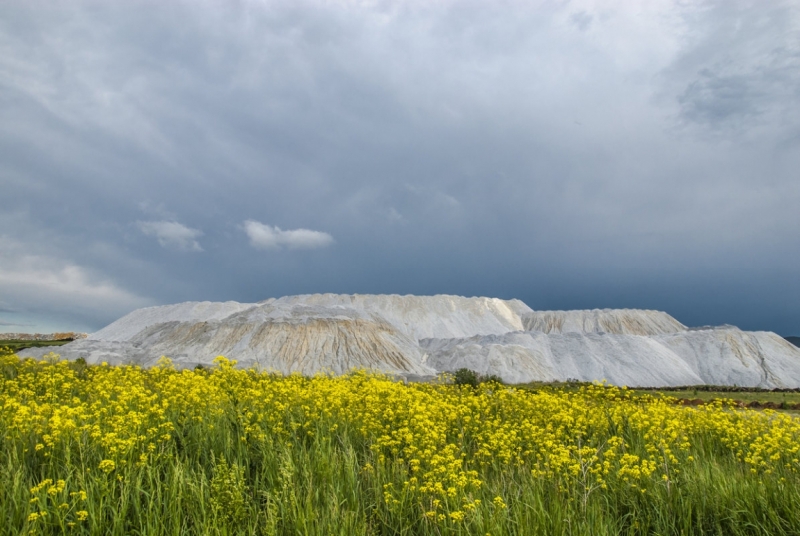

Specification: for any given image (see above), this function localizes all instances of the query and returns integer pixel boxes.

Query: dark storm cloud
[667,1,800,132]
[1,0,799,335]
[679,70,764,126]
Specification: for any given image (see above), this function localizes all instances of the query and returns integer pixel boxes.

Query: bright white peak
[265,294,532,340]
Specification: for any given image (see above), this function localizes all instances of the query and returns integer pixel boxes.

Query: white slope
[421,332,703,386]
[522,309,686,335]
[26,302,435,376]
[90,301,256,341]
[267,294,532,340]
[128,303,434,375]
[421,332,561,383]
[654,327,800,388]
[423,326,800,388]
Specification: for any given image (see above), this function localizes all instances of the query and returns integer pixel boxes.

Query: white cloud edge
[137,220,204,252]
[242,220,334,250]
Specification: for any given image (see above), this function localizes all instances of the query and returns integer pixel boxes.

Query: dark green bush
[453,368,479,387]
[481,374,504,385]
[452,368,504,387]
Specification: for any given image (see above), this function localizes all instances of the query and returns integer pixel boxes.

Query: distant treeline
[636,384,800,393]
[0,332,87,341]
[0,340,73,352]
[674,398,800,410]
[786,336,800,347]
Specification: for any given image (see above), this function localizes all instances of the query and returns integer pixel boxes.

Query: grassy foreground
[2,350,800,535]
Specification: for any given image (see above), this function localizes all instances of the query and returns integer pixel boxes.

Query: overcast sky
[1,0,799,335]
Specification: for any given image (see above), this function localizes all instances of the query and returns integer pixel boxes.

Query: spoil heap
[18,294,800,387]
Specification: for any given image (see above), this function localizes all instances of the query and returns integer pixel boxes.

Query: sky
[1,0,799,336]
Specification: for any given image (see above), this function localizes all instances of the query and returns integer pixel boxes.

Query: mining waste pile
[18,294,800,388]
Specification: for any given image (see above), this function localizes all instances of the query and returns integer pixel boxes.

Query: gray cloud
[138,221,204,252]
[0,235,153,331]
[570,11,593,32]
[666,0,800,133]
[0,0,798,335]
[678,69,763,126]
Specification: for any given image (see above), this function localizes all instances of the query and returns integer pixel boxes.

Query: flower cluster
[2,350,799,530]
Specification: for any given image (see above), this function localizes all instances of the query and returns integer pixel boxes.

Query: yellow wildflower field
[1,349,799,535]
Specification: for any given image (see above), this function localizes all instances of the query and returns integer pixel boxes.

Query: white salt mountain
[18,294,800,388]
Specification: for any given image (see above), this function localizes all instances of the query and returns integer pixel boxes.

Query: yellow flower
[449,510,465,522]
[493,496,507,509]
[98,459,116,473]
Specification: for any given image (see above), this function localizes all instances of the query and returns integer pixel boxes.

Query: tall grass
[1,351,799,535]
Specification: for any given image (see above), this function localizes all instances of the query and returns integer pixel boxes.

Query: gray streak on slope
[523,309,686,336]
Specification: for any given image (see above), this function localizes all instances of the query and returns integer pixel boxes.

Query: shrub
[481,373,504,385]
[453,368,480,387]
[452,368,504,387]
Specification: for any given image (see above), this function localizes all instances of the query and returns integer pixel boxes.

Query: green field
[521,380,800,410]
[2,352,800,535]
[642,389,800,405]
